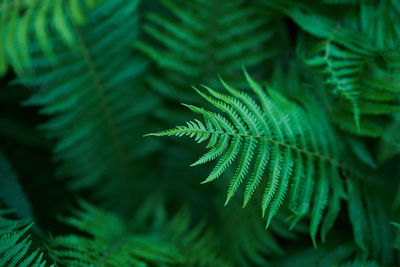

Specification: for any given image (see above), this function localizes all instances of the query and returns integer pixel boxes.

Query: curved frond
[136,0,276,103]
[148,70,346,244]
[264,0,400,136]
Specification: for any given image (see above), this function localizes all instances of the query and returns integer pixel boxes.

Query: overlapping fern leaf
[18,0,161,195]
[346,180,394,265]
[263,0,400,137]
[211,197,290,267]
[148,70,346,246]
[136,0,276,104]
[0,0,105,75]
[48,199,229,266]
[0,210,52,266]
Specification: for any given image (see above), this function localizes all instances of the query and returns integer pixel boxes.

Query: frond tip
[145,118,211,144]
[147,70,346,244]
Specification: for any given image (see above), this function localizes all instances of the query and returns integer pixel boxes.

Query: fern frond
[136,0,276,103]
[347,179,394,264]
[0,0,104,76]
[211,197,290,267]
[0,151,33,221]
[300,37,400,136]
[0,211,52,266]
[148,70,346,244]
[265,0,400,136]
[18,0,161,196]
[48,199,229,266]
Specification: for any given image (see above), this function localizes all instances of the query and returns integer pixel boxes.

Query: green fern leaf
[18,0,161,198]
[136,0,275,104]
[49,199,229,267]
[0,211,52,267]
[347,180,395,264]
[0,0,103,75]
[148,70,346,243]
[265,0,400,137]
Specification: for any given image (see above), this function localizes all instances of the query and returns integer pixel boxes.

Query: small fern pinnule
[147,69,346,246]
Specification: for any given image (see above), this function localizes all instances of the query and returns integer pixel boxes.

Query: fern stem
[73,23,128,164]
[168,128,351,171]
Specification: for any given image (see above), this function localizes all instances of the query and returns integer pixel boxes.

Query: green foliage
[1,0,399,266]
[0,151,33,221]
[209,199,291,267]
[0,0,102,75]
[264,0,400,136]
[377,113,400,163]
[0,211,51,267]
[136,0,276,104]
[149,70,347,246]
[48,199,228,266]
[271,242,365,267]
[18,0,161,196]
[347,180,394,264]
[339,260,379,267]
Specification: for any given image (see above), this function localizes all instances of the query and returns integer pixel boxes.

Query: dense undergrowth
[1,0,400,266]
